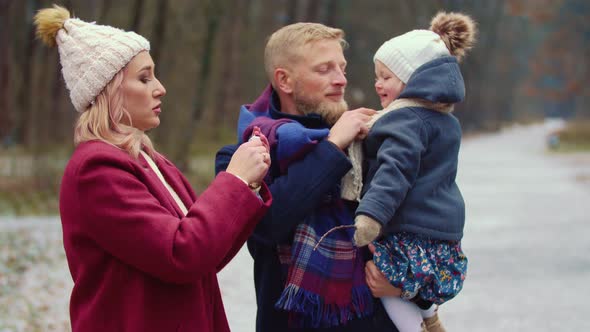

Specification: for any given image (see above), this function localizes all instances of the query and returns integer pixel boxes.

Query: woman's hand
[226,134,270,186]
[365,243,402,298]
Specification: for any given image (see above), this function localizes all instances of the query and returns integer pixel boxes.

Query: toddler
[351,12,477,332]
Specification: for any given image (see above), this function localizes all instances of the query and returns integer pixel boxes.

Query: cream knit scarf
[340,98,454,202]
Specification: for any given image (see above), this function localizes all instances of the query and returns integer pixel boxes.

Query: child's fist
[353,215,381,247]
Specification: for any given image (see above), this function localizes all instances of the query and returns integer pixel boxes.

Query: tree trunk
[0,0,13,143]
[286,0,297,23]
[151,0,168,67]
[99,0,113,22]
[130,0,144,31]
[305,0,320,21]
[176,0,224,171]
[324,0,338,27]
[213,0,249,132]
[14,0,40,146]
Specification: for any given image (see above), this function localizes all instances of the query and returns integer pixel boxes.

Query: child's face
[374,60,405,109]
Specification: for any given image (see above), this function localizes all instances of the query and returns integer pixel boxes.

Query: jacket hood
[399,56,465,104]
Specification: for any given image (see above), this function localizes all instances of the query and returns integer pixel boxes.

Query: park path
[219,121,590,331]
[1,121,589,331]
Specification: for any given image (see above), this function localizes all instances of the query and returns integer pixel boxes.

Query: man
[215,23,400,332]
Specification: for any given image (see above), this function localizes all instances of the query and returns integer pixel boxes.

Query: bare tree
[212,0,251,131]
[0,0,13,143]
[151,0,168,67]
[175,0,226,171]
[14,0,40,146]
[285,0,298,23]
[98,0,113,22]
[130,0,144,31]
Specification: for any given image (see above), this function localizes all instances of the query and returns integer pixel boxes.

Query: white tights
[381,296,436,332]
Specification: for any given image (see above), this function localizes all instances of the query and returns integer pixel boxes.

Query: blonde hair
[74,70,156,159]
[264,22,347,86]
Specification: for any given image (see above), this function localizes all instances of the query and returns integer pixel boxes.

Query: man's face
[290,39,348,125]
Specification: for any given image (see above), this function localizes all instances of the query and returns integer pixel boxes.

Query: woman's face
[121,51,166,131]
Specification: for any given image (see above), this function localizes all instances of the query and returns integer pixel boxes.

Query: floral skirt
[372,232,467,304]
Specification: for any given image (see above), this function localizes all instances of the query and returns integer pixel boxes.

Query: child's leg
[419,303,436,318]
[380,296,424,332]
[418,302,446,332]
[411,297,436,318]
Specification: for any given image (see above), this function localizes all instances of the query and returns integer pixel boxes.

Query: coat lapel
[139,153,192,218]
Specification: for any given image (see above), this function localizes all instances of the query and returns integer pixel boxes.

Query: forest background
[0,0,588,214]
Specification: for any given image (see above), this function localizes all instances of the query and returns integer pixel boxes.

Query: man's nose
[333,68,347,86]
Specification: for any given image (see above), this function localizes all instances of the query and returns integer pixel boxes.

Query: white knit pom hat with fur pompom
[34,5,150,112]
[374,11,477,84]
[374,30,449,84]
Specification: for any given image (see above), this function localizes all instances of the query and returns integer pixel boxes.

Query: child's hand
[353,215,381,246]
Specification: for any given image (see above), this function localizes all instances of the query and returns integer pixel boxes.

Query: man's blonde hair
[74,70,156,159]
[264,22,347,86]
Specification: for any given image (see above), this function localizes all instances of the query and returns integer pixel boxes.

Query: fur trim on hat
[430,12,477,62]
[34,5,70,48]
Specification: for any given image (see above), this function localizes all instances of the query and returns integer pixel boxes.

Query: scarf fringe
[275,284,374,328]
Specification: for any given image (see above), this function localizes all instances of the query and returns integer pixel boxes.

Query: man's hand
[365,243,402,298]
[327,108,376,150]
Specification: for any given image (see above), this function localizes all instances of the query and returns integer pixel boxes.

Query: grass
[0,144,64,215]
[549,120,590,153]
[0,130,237,215]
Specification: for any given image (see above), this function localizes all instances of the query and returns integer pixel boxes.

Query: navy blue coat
[357,56,466,241]
[215,89,399,332]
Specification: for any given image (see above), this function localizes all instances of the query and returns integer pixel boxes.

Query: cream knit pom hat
[34,5,150,112]
[374,29,449,84]
[374,12,477,84]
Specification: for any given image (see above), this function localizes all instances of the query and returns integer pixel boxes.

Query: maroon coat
[59,140,271,332]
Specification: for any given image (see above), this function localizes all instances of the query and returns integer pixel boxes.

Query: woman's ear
[274,68,293,94]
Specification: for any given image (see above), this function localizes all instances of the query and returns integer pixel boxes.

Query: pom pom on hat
[34,5,150,112]
[374,12,477,84]
[430,11,477,62]
[34,5,70,48]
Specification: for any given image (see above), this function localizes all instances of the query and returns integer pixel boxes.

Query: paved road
[2,122,589,331]
[219,122,590,331]
[442,123,590,331]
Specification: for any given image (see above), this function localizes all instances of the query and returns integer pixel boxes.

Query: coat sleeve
[74,153,271,284]
[215,139,351,245]
[355,109,427,225]
[215,182,271,272]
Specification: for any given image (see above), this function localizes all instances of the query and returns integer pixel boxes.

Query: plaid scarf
[241,110,374,328]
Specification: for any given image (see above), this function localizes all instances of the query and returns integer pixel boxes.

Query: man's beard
[293,87,348,126]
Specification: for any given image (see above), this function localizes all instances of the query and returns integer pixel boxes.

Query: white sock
[420,303,436,319]
[380,296,423,332]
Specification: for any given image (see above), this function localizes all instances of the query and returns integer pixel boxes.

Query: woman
[34,5,271,332]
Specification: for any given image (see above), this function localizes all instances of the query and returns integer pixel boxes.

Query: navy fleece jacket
[215,89,399,332]
[357,56,466,241]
